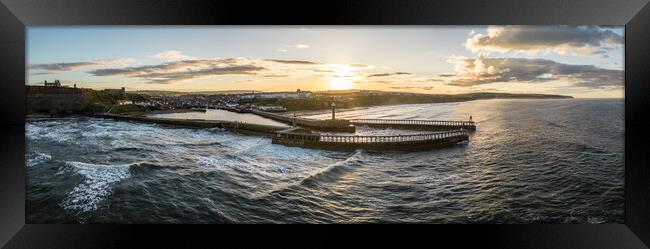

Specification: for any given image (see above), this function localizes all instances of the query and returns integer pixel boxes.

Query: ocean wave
[196,156,224,168]
[195,155,262,175]
[110,139,146,151]
[254,150,365,199]
[295,149,364,185]
[246,142,342,163]
[60,161,138,213]
[194,144,336,184]
[26,122,80,144]
[234,141,268,155]
[26,152,52,167]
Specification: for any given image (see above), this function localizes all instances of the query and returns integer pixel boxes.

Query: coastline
[26,97,578,120]
[284,96,576,117]
[142,108,207,115]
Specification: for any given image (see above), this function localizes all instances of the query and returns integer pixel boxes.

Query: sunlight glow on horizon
[328,77,356,90]
[27,26,625,98]
[326,64,358,90]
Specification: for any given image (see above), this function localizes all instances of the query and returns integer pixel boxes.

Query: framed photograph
[1,0,649,248]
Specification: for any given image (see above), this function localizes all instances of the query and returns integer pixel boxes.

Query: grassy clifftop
[27,88,150,116]
[81,89,149,112]
[79,89,114,111]
[107,104,150,114]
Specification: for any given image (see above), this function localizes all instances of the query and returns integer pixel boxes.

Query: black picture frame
[1,0,649,248]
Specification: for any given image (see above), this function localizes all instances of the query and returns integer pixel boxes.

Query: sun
[329,77,355,90]
[326,65,357,90]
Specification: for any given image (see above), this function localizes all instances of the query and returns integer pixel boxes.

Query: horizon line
[24,83,599,98]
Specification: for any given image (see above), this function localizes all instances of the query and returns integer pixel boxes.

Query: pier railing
[318,130,469,144]
[349,119,474,127]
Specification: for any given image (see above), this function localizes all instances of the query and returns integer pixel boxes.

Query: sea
[25,98,624,223]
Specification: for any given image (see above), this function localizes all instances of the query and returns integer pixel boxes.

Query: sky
[27,26,624,98]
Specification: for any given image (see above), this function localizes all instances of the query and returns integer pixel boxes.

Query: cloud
[390,86,435,90]
[89,58,266,84]
[29,58,134,72]
[48,56,375,85]
[151,50,195,61]
[465,26,623,56]
[264,59,318,65]
[366,72,411,78]
[415,78,443,82]
[30,62,97,71]
[86,57,336,84]
[276,44,310,52]
[29,72,54,76]
[364,80,394,84]
[263,74,290,78]
[314,68,335,73]
[444,55,623,88]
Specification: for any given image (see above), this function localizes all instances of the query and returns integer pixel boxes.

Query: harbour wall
[252,110,355,132]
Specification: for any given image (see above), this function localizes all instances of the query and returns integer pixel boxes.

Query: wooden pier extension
[272,129,469,151]
[349,119,476,131]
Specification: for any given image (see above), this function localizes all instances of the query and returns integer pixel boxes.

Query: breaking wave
[26,152,52,167]
[59,161,138,213]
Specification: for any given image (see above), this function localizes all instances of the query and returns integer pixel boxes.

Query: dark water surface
[26,99,624,223]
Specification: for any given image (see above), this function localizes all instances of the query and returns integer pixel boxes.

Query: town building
[240,89,311,100]
[257,105,287,112]
[44,80,62,87]
[115,99,133,105]
[103,87,126,95]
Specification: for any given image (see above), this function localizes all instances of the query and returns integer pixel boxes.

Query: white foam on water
[196,156,223,168]
[26,152,52,167]
[254,150,365,198]
[60,161,134,213]
[195,155,259,173]
[232,137,269,154]
[26,122,80,144]
[314,149,364,175]
[587,216,606,224]
[80,129,116,139]
[110,139,145,150]
[242,142,346,175]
